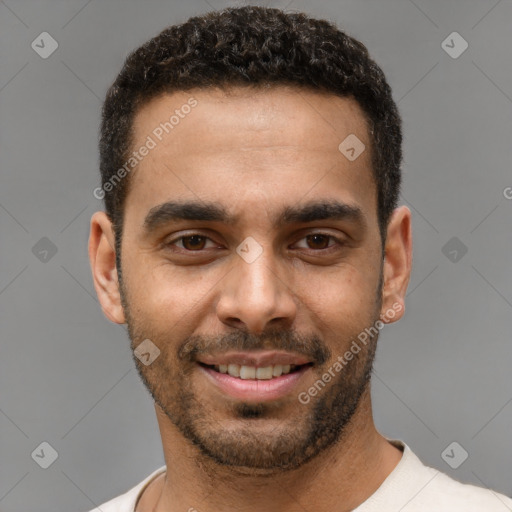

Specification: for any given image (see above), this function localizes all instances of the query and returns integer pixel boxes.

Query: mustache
[178,328,331,366]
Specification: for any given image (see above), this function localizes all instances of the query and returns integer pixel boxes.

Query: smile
[197,362,314,402]
[199,362,313,380]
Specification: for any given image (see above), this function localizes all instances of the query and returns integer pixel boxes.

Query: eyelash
[164,232,344,253]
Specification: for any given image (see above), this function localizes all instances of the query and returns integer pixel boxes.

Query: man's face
[115,86,389,471]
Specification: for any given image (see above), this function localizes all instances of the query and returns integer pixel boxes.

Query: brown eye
[292,233,343,252]
[165,234,216,251]
[181,235,207,251]
[305,234,331,250]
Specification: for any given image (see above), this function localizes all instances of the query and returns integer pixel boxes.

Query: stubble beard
[118,268,381,474]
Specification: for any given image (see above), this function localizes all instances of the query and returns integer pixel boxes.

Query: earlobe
[88,211,126,324]
[380,206,412,324]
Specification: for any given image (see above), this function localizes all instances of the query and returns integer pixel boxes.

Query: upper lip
[197,350,312,367]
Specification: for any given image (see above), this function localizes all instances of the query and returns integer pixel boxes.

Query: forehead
[133,85,370,155]
[125,86,376,229]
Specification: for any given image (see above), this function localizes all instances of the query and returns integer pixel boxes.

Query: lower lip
[198,363,312,402]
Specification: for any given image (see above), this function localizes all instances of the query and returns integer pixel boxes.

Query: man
[87,5,512,512]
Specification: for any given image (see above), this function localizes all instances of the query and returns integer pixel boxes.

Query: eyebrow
[142,199,366,234]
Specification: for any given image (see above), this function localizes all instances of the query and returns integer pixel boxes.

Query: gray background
[1,0,511,511]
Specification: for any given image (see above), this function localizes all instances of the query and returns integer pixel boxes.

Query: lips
[196,350,312,368]
[199,363,313,401]
[195,350,315,401]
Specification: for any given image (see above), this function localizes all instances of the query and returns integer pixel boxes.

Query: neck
[140,388,403,512]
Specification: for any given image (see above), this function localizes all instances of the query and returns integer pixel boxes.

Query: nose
[216,246,297,334]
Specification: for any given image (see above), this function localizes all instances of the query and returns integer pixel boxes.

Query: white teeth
[227,364,240,377]
[255,366,273,380]
[209,363,299,379]
[239,366,256,379]
[272,365,283,377]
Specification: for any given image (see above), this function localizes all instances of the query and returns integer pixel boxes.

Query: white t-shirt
[87,440,512,511]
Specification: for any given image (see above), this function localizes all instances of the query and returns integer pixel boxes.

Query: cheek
[124,260,178,317]
[295,265,378,329]
[131,263,213,328]
[309,262,374,301]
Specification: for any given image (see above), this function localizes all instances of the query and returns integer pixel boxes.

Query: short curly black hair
[98,5,402,270]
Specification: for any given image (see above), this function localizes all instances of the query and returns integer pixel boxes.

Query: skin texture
[89,85,412,512]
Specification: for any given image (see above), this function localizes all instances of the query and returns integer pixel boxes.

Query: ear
[380,206,412,324]
[88,211,126,324]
